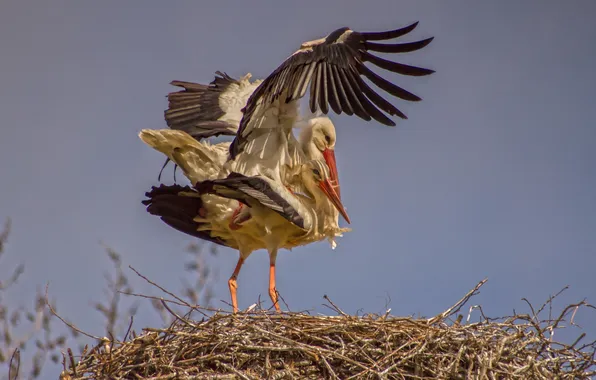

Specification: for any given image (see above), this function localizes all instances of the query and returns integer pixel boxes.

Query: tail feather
[139,129,229,184]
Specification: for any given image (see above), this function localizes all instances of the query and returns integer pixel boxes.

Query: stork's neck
[298,126,317,159]
[309,187,339,234]
[306,180,336,217]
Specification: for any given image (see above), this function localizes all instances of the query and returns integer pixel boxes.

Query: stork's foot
[229,203,251,230]
[268,286,281,313]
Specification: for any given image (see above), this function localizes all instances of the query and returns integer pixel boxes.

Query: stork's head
[301,160,350,224]
[299,117,340,198]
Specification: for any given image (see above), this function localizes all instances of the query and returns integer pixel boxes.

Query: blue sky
[1,1,595,377]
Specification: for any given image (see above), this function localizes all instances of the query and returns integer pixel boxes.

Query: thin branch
[128,266,192,308]
[428,278,488,324]
[323,295,348,317]
[8,348,20,380]
[45,284,101,341]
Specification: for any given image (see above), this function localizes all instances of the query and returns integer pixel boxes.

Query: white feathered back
[139,129,229,184]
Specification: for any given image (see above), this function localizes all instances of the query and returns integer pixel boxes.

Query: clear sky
[1,1,595,377]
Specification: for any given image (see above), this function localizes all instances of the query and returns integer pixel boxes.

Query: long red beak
[319,179,351,224]
[322,148,340,199]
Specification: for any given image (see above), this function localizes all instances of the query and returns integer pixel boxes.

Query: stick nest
[60,281,596,379]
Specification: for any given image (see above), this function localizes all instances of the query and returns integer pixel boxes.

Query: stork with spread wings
[141,22,434,312]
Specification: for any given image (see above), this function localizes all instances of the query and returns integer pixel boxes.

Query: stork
[162,21,434,191]
[142,21,434,311]
[161,74,343,196]
[140,128,349,312]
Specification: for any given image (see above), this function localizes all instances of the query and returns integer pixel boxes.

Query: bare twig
[45,284,101,341]
[128,266,191,308]
[323,295,348,317]
[9,348,20,380]
[428,278,488,324]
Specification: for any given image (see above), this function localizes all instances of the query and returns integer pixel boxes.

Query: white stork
[140,128,349,312]
[143,21,434,311]
[161,74,344,198]
[162,21,434,192]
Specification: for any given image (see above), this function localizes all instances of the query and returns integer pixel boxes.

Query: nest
[59,281,596,379]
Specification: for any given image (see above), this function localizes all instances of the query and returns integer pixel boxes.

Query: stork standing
[140,128,349,311]
[143,21,434,311]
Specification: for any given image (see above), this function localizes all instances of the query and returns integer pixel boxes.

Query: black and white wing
[196,173,306,230]
[230,21,434,159]
[165,71,262,138]
[159,72,262,181]
[142,184,234,248]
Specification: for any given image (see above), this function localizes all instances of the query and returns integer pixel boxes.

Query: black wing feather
[360,51,435,76]
[310,64,322,114]
[330,65,354,116]
[230,23,434,158]
[353,70,406,120]
[326,63,342,114]
[142,184,233,248]
[345,68,395,126]
[197,174,305,230]
[365,37,434,54]
[318,62,329,114]
[358,64,422,102]
[359,21,419,41]
[337,68,370,121]
[165,72,238,131]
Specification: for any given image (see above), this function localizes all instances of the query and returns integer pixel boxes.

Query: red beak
[322,148,341,199]
[319,179,351,224]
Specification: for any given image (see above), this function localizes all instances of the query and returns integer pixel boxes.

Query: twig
[323,294,348,317]
[68,348,77,378]
[429,278,488,324]
[128,265,192,307]
[45,284,101,341]
[123,315,134,342]
[8,348,20,380]
[160,299,198,328]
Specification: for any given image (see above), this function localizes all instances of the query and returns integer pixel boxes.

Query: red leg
[268,250,281,313]
[228,257,245,313]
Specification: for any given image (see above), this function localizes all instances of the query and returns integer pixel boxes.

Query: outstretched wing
[159,72,263,181]
[165,71,262,137]
[230,22,434,159]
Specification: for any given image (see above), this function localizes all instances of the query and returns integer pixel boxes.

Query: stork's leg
[268,248,281,312]
[228,256,245,313]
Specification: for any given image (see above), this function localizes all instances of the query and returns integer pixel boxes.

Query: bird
[161,77,350,243]
[140,128,349,312]
[225,21,434,186]
[142,21,434,311]
[162,21,434,191]
[161,74,343,197]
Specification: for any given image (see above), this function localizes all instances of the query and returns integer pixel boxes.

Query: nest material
[61,284,596,379]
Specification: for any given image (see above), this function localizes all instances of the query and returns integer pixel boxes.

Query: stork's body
[140,129,349,311]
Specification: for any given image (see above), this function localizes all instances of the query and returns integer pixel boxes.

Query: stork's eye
[312,168,321,177]
[324,135,331,145]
